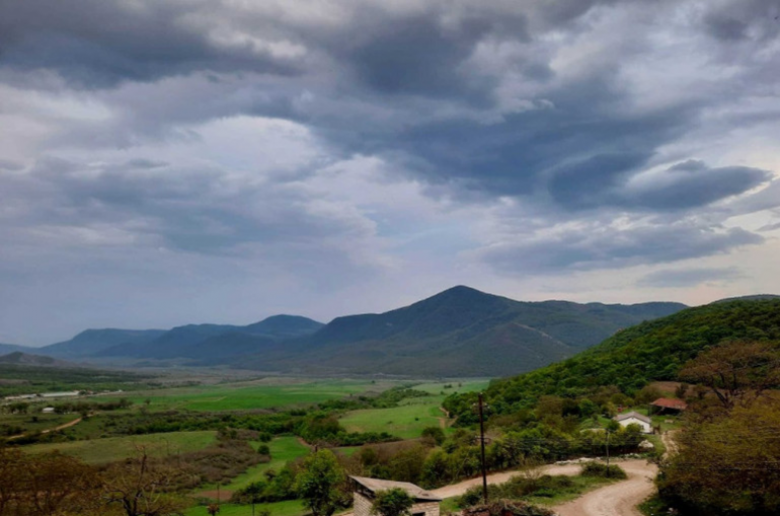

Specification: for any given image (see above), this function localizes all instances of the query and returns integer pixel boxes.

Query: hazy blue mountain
[244,314,325,338]
[0,343,31,355]
[97,315,323,360]
[41,329,167,358]
[0,351,74,368]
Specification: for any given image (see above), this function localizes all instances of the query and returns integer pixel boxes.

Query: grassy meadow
[124,378,397,412]
[340,380,488,438]
[219,436,310,492]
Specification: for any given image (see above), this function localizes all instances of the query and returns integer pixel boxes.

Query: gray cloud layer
[1,0,779,342]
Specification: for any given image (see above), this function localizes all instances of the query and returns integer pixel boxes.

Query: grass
[123,379,394,412]
[638,495,671,516]
[340,380,488,439]
[523,475,621,506]
[23,430,217,464]
[340,402,444,440]
[0,412,75,434]
[186,499,305,516]
[217,436,310,492]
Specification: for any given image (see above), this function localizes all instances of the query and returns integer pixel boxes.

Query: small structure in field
[41,406,55,414]
[350,476,442,516]
[650,398,687,415]
[614,411,652,433]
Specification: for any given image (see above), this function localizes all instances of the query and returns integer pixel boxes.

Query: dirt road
[431,462,586,498]
[662,430,679,457]
[552,459,658,516]
[7,415,84,440]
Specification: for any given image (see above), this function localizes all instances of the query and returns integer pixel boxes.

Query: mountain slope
[0,351,75,368]
[472,298,780,411]
[238,286,687,376]
[42,329,167,358]
[0,343,30,355]
[97,315,324,360]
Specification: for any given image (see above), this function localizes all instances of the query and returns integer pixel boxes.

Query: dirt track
[551,459,658,516]
[431,462,586,498]
[7,415,84,440]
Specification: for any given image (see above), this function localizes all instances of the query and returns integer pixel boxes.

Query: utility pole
[605,431,611,478]
[478,393,488,503]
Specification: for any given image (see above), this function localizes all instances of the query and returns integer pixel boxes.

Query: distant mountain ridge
[28,287,697,376]
[233,286,688,376]
[42,329,167,358]
[94,314,325,360]
[0,343,31,355]
[0,351,75,368]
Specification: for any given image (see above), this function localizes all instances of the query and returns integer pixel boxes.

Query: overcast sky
[1,0,779,345]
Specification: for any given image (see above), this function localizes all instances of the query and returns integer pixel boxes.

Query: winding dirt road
[551,459,658,516]
[430,463,585,498]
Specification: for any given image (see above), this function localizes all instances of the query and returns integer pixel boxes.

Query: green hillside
[444,299,780,418]
[239,286,686,376]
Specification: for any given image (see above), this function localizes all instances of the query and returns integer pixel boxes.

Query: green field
[340,380,489,439]
[125,379,395,412]
[186,499,305,516]
[340,403,444,439]
[218,436,311,492]
[0,412,75,435]
[23,430,217,464]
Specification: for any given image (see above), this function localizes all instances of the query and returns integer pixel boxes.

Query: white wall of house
[618,417,652,434]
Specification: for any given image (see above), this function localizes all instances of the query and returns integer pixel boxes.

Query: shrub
[580,462,627,479]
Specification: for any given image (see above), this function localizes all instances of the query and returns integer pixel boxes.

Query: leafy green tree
[420,426,445,446]
[295,450,347,516]
[371,488,415,516]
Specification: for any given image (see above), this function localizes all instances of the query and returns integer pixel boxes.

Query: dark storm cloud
[637,267,744,288]
[623,161,772,210]
[702,0,780,43]
[1,155,373,255]
[1,0,778,280]
[0,0,302,87]
[482,223,763,274]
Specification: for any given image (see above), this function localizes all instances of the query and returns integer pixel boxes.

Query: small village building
[650,398,687,415]
[41,407,55,414]
[614,411,652,434]
[350,476,442,516]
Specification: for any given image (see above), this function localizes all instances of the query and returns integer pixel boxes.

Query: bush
[580,462,627,479]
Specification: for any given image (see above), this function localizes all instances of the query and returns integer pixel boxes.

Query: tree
[371,488,415,516]
[0,447,106,516]
[294,450,347,516]
[206,504,220,516]
[102,448,187,516]
[679,341,780,410]
[421,426,445,446]
[658,398,780,515]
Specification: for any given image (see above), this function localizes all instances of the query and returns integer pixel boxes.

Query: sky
[1,0,779,346]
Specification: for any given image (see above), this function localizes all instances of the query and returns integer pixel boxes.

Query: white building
[614,411,653,434]
[42,407,55,414]
[351,476,442,516]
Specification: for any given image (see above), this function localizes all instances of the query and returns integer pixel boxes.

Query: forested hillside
[445,298,780,419]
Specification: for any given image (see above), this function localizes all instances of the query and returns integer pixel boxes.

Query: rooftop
[651,398,687,410]
[350,476,443,502]
[615,411,652,424]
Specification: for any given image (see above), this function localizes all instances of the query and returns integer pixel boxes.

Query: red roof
[651,398,687,410]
